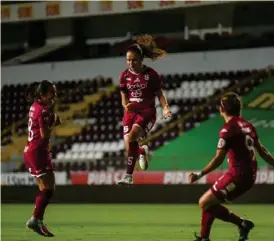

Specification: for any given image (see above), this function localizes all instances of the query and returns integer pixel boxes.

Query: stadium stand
[3,30,273,64]
[1,77,113,133]
[2,67,272,173]
[1,1,274,176]
[150,76,274,171]
[50,69,271,172]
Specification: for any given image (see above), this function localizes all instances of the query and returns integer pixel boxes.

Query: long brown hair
[220,92,242,116]
[127,34,167,61]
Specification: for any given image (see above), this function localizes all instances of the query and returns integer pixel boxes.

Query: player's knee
[42,189,54,199]
[128,129,140,142]
[40,173,55,190]
[198,198,205,209]
[198,197,209,209]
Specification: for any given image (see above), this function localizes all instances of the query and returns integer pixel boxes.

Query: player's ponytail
[127,34,167,61]
[25,82,39,103]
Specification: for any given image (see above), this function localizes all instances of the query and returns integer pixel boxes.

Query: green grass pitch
[1,204,274,241]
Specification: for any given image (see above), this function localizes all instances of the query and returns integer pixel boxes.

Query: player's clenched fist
[125,103,136,112]
[162,106,172,119]
[188,172,200,183]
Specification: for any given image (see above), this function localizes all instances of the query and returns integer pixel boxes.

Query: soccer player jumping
[118,35,172,185]
[189,92,274,241]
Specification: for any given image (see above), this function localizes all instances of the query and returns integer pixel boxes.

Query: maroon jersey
[119,66,163,110]
[217,116,258,178]
[25,101,53,151]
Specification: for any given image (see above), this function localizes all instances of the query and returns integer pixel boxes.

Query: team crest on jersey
[144,75,149,81]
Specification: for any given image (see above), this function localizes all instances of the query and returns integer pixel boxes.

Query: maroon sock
[209,204,242,227]
[33,189,53,220]
[200,209,215,239]
[139,146,145,155]
[126,141,139,175]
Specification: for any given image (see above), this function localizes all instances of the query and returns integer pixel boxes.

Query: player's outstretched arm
[156,89,171,119]
[255,140,274,167]
[189,149,227,183]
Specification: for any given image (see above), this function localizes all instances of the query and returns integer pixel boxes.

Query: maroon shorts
[24,146,54,177]
[123,108,156,138]
[211,172,255,202]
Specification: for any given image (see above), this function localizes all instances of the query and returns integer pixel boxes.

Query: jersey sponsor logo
[129,97,144,103]
[127,82,147,103]
[127,82,147,91]
[131,90,142,98]
[217,138,226,148]
[248,92,274,109]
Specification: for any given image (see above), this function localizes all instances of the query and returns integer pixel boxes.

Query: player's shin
[126,141,139,175]
[200,210,215,239]
[33,189,54,220]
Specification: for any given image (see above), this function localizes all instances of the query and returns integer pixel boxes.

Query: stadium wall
[2,185,274,204]
[2,47,274,86]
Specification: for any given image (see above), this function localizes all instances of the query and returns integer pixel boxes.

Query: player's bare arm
[156,89,171,119]
[121,91,129,108]
[255,139,274,167]
[121,91,135,112]
[189,149,227,183]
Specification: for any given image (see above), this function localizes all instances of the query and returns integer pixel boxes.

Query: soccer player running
[189,92,274,241]
[118,35,171,185]
[24,80,61,237]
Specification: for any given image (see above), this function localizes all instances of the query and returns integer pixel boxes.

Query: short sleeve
[154,72,163,92]
[217,127,229,150]
[37,109,44,128]
[119,72,127,93]
[38,108,50,128]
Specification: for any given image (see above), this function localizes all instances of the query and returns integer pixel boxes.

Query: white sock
[240,219,247,228]
[30,216,38,223]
